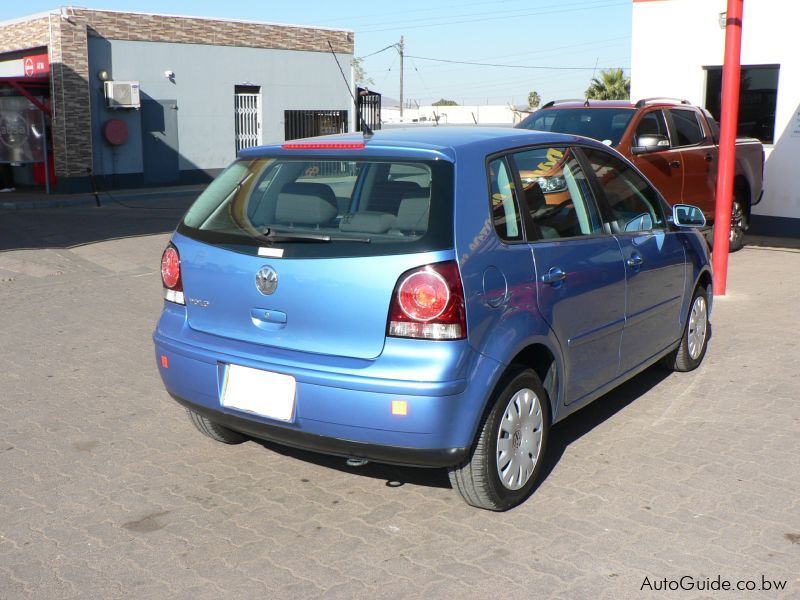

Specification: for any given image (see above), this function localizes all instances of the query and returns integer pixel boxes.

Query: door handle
[541,267,566,285]
[704,153,713,162]
[626,254,644,268]
[669,160,681,168]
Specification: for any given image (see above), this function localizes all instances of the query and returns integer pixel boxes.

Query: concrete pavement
[0,206,798,598]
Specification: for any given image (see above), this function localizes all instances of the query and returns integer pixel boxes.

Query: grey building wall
[88,37,352,184]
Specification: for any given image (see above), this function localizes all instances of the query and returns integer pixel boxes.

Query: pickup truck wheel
[706,197,747,252]
[186,409,247,444]
[728,198,747,252]
[660,285,709,372]
[448,368,549,511]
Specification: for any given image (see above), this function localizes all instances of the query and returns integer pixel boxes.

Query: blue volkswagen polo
[154,128,711,510]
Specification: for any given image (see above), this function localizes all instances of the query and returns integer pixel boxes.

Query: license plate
[221,364,296,422]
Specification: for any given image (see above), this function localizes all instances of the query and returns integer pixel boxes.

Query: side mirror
[672,204,706,228]
[631,134,670,155]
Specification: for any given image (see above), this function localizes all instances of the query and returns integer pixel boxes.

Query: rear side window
[582,148,665,233]
[669,109,705,147]
[511,146,603,240]
[179,158,453,258]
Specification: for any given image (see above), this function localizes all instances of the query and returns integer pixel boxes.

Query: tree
[585,68,630,100]
[352,58,374,86]
[432,99,459,106]
[527,90,541,109]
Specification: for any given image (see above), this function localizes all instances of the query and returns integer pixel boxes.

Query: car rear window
[517,108,635,147]
[178,157,454,258]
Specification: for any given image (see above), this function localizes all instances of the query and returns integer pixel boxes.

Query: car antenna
[327,40,374,139]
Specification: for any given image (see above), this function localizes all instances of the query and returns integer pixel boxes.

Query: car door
[509,146,626,405]
[581,147,686,374]
[667,108,717,216]
[628,109,684,205]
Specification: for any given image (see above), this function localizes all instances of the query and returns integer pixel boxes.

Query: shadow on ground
[0,194,197,251]
[250,364,672,502]
[743,234,800,251]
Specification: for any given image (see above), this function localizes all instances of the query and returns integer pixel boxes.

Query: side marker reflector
[391,400,408,416]
[161,355,169,368]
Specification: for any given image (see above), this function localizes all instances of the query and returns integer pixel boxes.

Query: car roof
[241,127,607,161]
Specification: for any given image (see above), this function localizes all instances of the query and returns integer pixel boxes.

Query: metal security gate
[357,87,381,132]
[284,110,348,141]
[235,85,261,153]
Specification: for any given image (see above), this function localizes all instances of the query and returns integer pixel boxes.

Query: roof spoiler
[635,97,692,108]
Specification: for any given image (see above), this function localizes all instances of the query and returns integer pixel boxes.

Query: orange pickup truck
[516,98,764,250]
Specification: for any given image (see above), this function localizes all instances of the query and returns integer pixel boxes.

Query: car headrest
[367,180,424,213]
[339,211,396,234]
[275,182,337,225]
[395,196,429,231]
[524,183,546,211]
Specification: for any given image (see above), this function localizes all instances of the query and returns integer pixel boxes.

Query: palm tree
[585,68,630,100]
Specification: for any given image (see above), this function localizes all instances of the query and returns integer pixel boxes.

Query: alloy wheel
[687,295,708,360]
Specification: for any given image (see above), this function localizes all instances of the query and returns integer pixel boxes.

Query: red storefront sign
[23,53,49,77]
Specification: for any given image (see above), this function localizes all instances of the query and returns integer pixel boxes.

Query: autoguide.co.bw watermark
[640,574,788,592]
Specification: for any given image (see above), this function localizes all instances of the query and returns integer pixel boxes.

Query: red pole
[711,0,744,296]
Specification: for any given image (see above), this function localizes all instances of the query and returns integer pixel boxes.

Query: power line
[359,34,630,63]
[352,0,622,31]
[359,43,399,59]
[405,54,628,71]
[322,0,533,24]
[354,1,628,34]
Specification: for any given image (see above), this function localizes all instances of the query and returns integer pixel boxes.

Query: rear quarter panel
[451,144,566,415]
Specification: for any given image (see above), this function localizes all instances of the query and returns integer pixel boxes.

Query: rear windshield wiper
[260,229,371,243]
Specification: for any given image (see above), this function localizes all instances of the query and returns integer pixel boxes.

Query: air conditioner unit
[104,81,140,109]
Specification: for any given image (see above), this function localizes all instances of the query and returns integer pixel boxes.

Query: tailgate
[175,235,452,360]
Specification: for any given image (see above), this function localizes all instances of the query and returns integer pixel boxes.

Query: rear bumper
[153,305,505,468]
[171,392,468,468]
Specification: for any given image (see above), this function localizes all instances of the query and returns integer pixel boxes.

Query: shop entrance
[0,76,52,192]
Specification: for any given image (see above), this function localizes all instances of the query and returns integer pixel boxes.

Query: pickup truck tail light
[387,261,466,340]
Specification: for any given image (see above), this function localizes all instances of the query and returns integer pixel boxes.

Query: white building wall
[381,105,521,126]
[632,0,800,230]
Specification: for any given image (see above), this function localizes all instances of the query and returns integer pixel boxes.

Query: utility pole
[399,36,404,119]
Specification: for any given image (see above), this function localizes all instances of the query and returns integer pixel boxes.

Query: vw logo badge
[255,266,278,295]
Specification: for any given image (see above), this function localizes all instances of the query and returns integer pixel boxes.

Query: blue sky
[4,1,632,106]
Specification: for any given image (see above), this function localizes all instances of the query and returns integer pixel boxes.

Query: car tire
[705,195,748,252]
[660,285,710,372]
[448,368,550,511]
[728,196,747,252]
[186,409,247,444]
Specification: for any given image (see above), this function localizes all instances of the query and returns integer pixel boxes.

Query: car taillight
[387,261,466,340]
[161,244,185,305]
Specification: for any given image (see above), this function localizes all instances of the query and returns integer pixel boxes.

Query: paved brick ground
[1,205,798,598]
